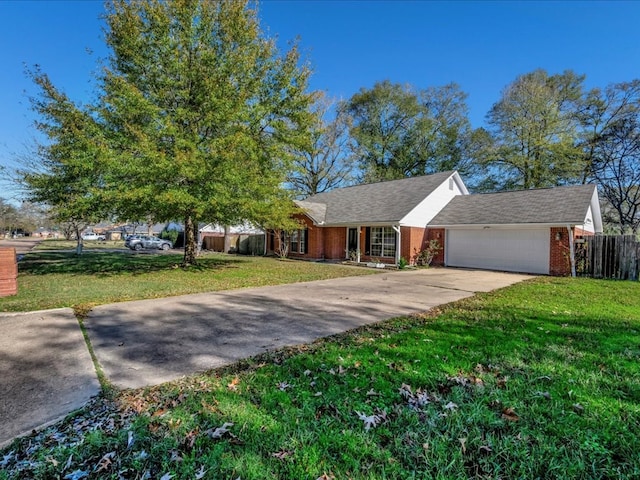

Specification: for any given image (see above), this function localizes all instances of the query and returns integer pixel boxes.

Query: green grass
[0,248,377,312]
[2,277,639,479]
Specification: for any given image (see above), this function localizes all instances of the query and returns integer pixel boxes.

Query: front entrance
[347,227,358,257]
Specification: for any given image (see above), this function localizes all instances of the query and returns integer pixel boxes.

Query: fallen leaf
[169,450,183,463]
[535,391,552,400]
[459,437,467,454]
[94,451,115,473]
[207,422,234,439]
[227,377,240,391]
[366,388,379,396]
[127,430,135,449]
[355,409,387,431]
[271,450,293,460]
[195,465,207,479]
[573,403,585,413]
[277,381,292,391]
[159,474,174,480]
[444,401,458,411]
[303,369,312,376]
[399,383,413,398]
[501,407,520,422]
[0,452,14,468]
[63,470,89,480]
[479,445,492,454]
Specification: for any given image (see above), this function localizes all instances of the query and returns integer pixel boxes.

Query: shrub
[413,239,442,267]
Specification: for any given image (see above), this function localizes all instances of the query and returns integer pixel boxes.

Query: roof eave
[428,222,591,228]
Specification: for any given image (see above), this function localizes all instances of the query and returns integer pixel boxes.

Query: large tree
[98,0,314,264]
[22,0,314,264]
[485,69,586,189]
[19,71,108,253]
[287,93,355,198]
[342,80,473,183]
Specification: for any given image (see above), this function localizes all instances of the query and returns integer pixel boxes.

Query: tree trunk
[223,225,231,253]
[75,225,83,255]
[183,214,197,266]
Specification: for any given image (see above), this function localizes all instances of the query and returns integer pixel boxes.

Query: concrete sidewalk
[85,268,531,390]
[0,309,100,447]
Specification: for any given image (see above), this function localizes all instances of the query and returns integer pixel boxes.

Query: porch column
[357,226,361,263]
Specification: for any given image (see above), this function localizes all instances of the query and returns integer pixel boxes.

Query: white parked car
[81,232,106,241]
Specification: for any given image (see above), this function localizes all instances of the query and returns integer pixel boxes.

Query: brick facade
[424,228,446,266]
[0,248,18,297]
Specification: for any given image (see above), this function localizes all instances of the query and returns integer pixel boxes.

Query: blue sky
[1,0,639,201]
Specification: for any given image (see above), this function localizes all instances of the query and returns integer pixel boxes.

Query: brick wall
[322,227,347,260]
[425,228,446,266]
[549,227,571,276]
[0,248,18,297]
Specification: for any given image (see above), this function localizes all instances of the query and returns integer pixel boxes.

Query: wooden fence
[575,235,640,280]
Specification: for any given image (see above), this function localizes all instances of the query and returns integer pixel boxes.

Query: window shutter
[365,227,371,255]
[303,229,308,254]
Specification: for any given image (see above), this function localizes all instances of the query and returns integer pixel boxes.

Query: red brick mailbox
[0,247,18,297]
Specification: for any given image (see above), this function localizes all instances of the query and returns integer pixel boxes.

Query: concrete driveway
[0,267,530,446]
[85,268,531,390]
[0,309,100,447]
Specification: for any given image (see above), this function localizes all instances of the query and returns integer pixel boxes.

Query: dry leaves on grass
[501,407,520,422]
[355,409,388,431]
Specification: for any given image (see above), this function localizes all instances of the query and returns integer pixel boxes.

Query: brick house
[267,171,603,276]
[268,171,468,265]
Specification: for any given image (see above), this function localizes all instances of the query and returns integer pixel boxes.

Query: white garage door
[446,228,550,274]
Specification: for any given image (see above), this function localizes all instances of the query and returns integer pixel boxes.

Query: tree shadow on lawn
[18,251,242,276]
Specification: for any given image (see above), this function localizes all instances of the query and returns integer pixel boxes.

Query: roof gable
[429,184,601,228]
[296,171,460,225]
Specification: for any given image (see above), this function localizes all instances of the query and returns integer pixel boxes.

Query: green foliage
[342,80,475,182]
[3,278,639,479]
[397,256,408,269]
[159,228,179,245]
[99,0,315,265]
[19,69,109,249]
[485,69,587,189]
[22,0,316,266]
[413,239,441,266]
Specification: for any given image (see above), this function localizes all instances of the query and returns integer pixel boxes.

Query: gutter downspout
[357,226,361,263]
[567,225,576,278]
[392,225,401,265]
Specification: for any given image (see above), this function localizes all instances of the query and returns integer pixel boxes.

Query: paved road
[0,267,531,447]
[0,237,44,255]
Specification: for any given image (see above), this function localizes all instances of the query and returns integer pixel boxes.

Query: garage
[446,227,550,274]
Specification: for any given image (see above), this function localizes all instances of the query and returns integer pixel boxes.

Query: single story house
[267,171,603,276]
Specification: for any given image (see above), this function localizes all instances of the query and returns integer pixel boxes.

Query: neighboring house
[267,171,603,276]
[267,171,469,265]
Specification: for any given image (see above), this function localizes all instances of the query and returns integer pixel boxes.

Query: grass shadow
[18,251,242,276]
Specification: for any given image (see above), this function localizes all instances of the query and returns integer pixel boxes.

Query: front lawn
[2,277,639,479]
[0,249,377,313]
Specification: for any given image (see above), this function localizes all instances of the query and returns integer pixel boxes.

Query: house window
[289,228,307,254]
[370,227,396,257]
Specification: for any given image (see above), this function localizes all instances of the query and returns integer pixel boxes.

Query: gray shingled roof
[296,171,455,225]
[429,184,597,226]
